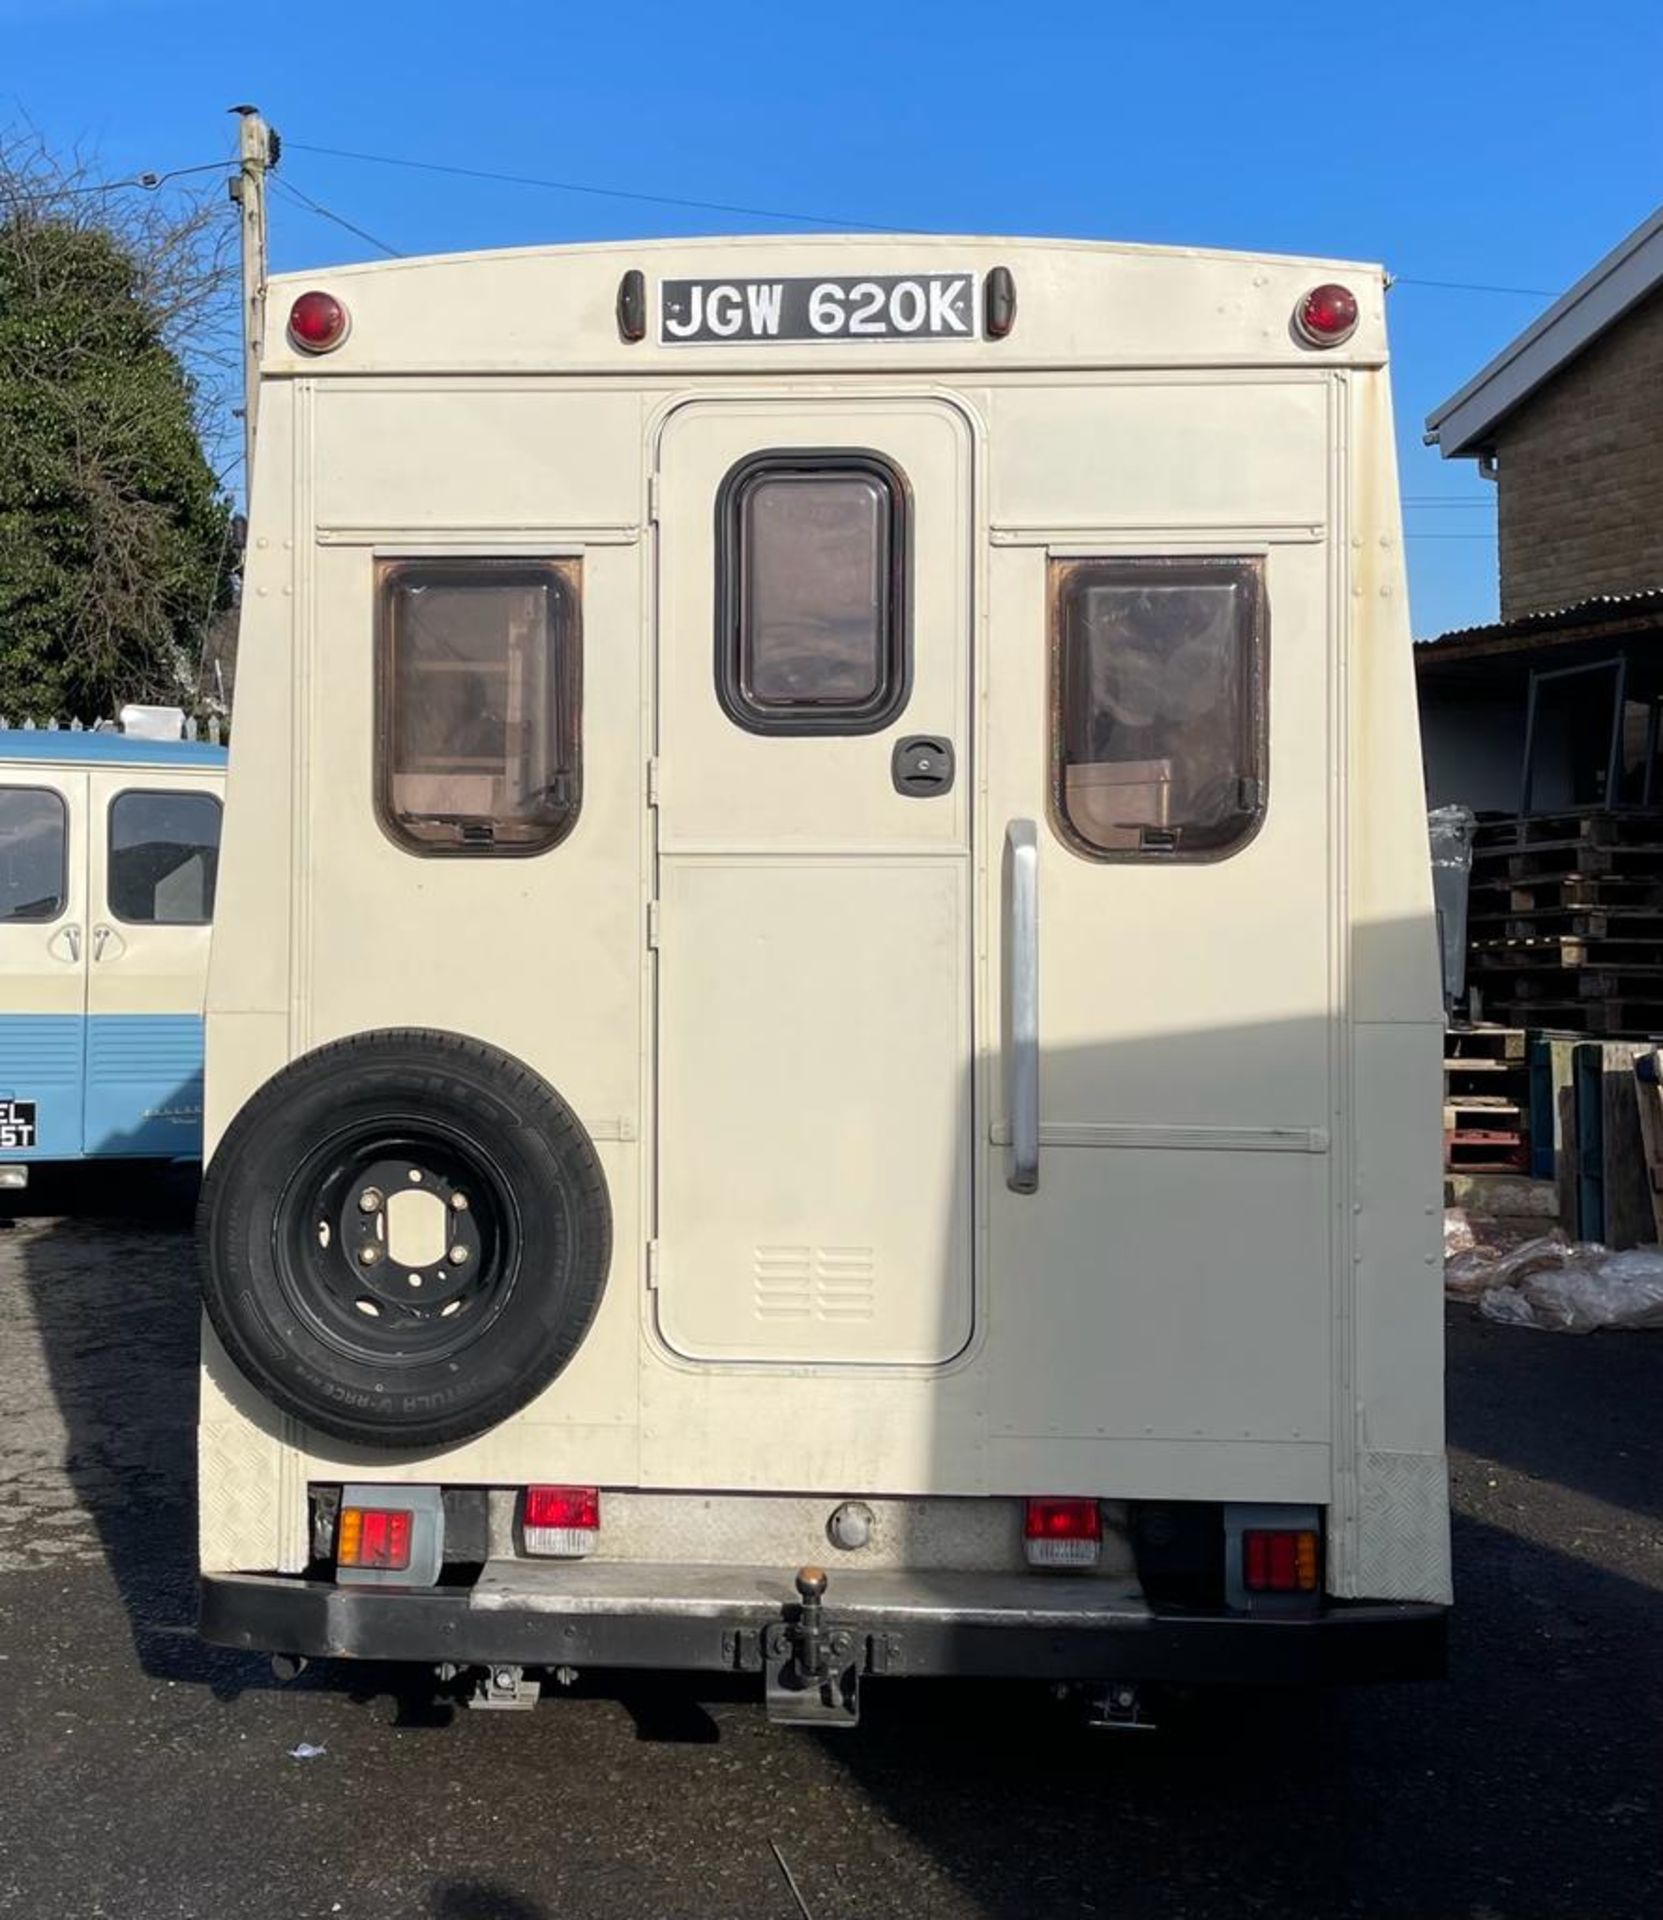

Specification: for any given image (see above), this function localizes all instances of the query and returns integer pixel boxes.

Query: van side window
[0,787,68,922]
[717,451,910,735]
[1050,557,1267,860]
[108,790,222,924]
[377,558,582,855]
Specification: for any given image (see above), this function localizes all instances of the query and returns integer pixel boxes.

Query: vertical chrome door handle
[91,924,125,962]
[51,923,82,963]
[1003,819,1040,1194]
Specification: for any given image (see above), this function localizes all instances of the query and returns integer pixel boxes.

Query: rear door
[984,524,1336,1458]
[84,770,221,1155]
[652,397,976,1364]
[0,771,87,1158]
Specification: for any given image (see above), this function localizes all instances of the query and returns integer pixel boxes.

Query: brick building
[1418,205,1663,818]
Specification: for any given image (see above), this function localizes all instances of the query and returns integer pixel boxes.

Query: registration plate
[660,272,979,344]
[0,1099,37,1150]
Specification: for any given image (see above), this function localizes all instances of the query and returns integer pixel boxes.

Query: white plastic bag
[1444,1231,1577,1301]
[1481,1248,1663,1333]
[1454,1235,1663,1333]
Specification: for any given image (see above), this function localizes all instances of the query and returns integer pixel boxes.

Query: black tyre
[198,1029,611,1449]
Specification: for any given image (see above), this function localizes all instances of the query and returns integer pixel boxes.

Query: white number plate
[660,273,979,344]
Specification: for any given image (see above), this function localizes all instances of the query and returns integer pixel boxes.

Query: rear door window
[717,451,910,735]
[377,558,583,854]
[108,790,222,923]
[1051,557,1267,859]
[0,787,68,921]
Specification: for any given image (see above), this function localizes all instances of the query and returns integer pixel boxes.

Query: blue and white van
[0,725,227,1183]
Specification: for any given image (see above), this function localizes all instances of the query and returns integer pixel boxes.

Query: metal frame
[1519,654,1626,815]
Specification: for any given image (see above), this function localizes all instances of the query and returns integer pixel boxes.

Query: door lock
[892,736,955,798]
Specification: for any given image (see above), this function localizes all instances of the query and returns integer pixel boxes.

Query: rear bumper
[200,1561,1447,1686]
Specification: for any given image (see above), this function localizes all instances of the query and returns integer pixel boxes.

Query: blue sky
[8,0,1661,638]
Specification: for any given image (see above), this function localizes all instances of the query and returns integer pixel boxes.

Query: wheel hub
[334,1156,482,1312]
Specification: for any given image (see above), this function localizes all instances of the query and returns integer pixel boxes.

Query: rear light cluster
[1024,1497,1102,1568]
[523,1484,600,1558]
[337,1505,412,1571]
[1242,1527,1320,1594]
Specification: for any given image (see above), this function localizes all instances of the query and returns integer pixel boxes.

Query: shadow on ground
[11,1169,1663,1915]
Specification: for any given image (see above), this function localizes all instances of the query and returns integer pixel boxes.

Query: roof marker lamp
[1293,283,1358,348]
[287,289,350,355]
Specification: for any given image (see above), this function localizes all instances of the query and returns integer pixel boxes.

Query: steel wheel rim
[271,1117,522,1368]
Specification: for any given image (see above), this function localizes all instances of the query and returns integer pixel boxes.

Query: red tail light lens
[1242,1528,1320,1593]
[1024,1497,1102,1567]
[523,1485,600,1557]
[287,289,349,354]
[337,1506,412,1571]
[1293,283,1358,348]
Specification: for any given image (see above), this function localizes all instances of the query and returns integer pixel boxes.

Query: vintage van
[196,237,1449,1722]
[0,722,225,1183]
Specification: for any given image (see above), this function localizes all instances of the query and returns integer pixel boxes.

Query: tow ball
[763,1566,860,1727]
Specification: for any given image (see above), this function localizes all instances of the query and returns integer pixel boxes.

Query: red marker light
[1294,283,1359,348]
[1024,1496,1103,1567]
[522,1485,600,1557]
[287,289,349,354]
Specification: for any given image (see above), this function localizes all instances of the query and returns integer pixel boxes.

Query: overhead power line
[285,140,905,232]
[1391,275,1556,298]
[284,139,1557,298]
[272,176,401,258]
[53,157,239,198]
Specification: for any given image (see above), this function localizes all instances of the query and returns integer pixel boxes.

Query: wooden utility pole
[228,106,278,495]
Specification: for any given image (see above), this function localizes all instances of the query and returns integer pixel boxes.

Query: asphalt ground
[1,1171,1660,1920]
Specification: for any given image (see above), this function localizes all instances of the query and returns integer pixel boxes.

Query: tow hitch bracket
[1083,1681,1156,1731]
[467,1663,541,1711]
[763,1566,861,1727]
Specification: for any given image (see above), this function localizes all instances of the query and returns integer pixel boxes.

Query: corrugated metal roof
[1424,203,1663,459]
[1415,585,1663,652]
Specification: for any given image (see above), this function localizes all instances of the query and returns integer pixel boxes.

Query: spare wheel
[198,1029,611,1449]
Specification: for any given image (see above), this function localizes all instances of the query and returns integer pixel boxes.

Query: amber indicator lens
[337,1506,413,1570]
[1242,1528,1320,1592]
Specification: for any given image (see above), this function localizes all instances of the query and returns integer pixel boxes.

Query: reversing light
[523,1484,600,1558]
[1242,1528,1320,1594]
[287,289,349,354]
[337,1505,412,1571]
[1024,1496,1102,1568]
[1293,283,1359,348]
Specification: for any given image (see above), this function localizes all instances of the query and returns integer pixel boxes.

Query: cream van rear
[196,237,1449,1720]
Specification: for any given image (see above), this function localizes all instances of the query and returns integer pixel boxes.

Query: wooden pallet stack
[1465,810,1663,1036]
[1444,1025,1529,1172]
